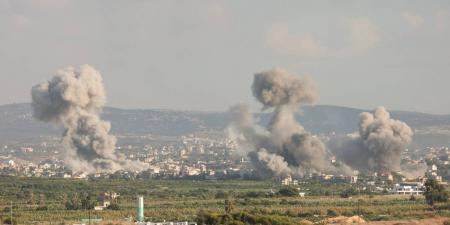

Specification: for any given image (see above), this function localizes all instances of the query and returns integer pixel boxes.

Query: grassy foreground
[0,176,448,224]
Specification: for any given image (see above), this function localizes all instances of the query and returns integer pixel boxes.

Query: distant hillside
[1,103,450,147]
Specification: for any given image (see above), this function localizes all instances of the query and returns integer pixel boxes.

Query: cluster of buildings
[0,135,256,179]
[0,136,449,193]
[277,146,450,196]
[0,156,67,177]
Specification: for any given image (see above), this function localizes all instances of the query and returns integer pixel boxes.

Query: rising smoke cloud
[229,68,347,177]
[31,65,147,173]
[331,106,414,174]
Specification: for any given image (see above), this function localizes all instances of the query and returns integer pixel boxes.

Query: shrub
[327,209,338,216]
[340,192,350,198]
[36,205,48,211]
[241,191,265,198]
[215,191,229,199]
[196,211,298,225]
[278,186,299,197]
[2,218,17,225]
[340,188,358,198]
[297,212,313,218]
[107,203,121,210]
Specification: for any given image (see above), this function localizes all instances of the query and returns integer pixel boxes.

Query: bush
[327,209,338,216]
[340,192,350,198]
[340,188,358,198]
[215,191,229,199]
[36,205,48,211]
[297,212,313,218]
[240,191,265,198]
[107,203,121,210]
[196,211,298,225]
[278,186,299,197]
[3,218,17,225]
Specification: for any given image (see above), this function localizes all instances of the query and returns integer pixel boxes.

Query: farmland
[0,177,448,224]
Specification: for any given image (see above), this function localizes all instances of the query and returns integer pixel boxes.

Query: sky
[1,0,450,114]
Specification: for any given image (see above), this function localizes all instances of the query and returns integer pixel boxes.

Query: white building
[345,176,358,184]
[281,176,298,186]
[431,164,438,171]
[390,183,424,195]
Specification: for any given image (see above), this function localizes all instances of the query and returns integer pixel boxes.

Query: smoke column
[31,65,147,173]
[331,106,413,173]
[229,68,344,177]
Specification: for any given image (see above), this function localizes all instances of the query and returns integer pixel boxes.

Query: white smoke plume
[256,149,292,176]
[229,68,346,177]
[331,106,414,174]
[400,162,427,179]
[31,65,147,173]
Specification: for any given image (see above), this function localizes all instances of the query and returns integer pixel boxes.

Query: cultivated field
[0,177,448,224]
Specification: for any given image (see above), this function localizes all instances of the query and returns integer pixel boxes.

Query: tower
[137,195,144,222]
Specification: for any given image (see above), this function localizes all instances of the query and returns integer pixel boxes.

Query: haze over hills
[1,103,450,148]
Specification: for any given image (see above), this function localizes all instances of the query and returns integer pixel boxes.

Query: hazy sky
[1,0,450,114]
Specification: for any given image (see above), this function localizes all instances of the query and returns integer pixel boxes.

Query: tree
[39,194,45,207]
[224,199,233,214]
[66,193,81,210]
[278,186,299,197]
[61,193,68,206]
[423,179,449,207]
[81,193,94,210]
[27,191,35,205]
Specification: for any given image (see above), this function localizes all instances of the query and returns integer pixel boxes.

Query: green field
[0,176,448,224]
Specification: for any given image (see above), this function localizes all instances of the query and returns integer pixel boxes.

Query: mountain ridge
[1,103,450,147]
